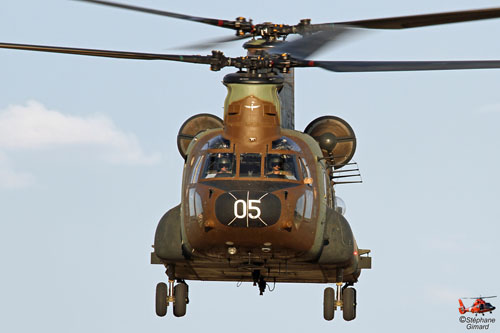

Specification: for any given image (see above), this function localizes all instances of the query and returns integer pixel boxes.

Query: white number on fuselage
[233,199,262,219]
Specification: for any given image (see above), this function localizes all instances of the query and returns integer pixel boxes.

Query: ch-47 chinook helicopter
[3,0,500,322]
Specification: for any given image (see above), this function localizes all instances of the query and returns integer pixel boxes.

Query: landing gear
[342,287,356,321]
[155,282,168,317]
[323,287,335,320]
[173,282,188,317]
[155,264,190,318]
[323,282,357,321]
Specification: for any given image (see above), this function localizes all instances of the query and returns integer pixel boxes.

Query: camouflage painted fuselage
[153,73,370,284]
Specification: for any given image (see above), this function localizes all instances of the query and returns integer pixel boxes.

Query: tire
[342,287,356,321]
[155,282,168,317]
[173,283,188,317]
[353,288,357,318]
[323,287,335,321]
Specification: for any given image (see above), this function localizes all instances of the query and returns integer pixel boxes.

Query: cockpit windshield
[240,153,261,178]
[201,153,235,178]
[265,154,299,180]
[197,146,301,181]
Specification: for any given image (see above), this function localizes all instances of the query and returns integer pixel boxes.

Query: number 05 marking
[233,199,261,219]
[228,192,269,227]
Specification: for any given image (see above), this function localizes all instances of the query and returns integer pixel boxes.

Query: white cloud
[0,100,160,165]
[0,101,161,189]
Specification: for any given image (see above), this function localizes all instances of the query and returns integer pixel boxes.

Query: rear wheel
[173,283,188,317]
[342,287,356,321]
[323,287,335,321]
[155,282,168,317]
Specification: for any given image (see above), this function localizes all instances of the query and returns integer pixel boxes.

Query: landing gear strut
[155,264,190,318]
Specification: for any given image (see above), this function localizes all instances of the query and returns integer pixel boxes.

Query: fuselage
[459,298,496,314]
[178,72,354,264]
[153,72,369,284]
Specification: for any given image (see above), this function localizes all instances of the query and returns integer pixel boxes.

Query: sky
[1,0,499,332]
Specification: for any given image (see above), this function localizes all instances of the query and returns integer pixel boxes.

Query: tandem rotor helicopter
[3,0,500,322]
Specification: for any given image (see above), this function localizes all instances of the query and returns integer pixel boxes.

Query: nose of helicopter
[186,181,317,254]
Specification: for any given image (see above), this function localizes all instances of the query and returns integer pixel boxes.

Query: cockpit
[202,153,236,178]
[190,135,307,182]
[200,152,300,180]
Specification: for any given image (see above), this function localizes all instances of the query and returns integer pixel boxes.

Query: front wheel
[155,282,168,317]
[173,283,188,317]
[323,287,335,321]
[342,287,356,321]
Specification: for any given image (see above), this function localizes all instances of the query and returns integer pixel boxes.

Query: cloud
[0,101,160,165]
[0,101,161,189]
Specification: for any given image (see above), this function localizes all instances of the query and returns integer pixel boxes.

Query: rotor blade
[270,27,359,59]
[303,60,500,72]
[176,34,251,50]
[330,7,500,30]
[73,0,236,30]
[0,42,212,64]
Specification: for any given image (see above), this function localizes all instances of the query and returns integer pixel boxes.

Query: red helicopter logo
[458,296,496,316]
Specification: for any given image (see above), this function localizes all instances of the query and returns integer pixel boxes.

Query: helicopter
[3,0,500,323]
[459,296,497,316]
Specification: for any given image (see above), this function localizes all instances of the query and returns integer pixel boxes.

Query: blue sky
[1,0,499,332]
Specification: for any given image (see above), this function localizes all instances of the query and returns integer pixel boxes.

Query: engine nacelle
[177,113,223,158]
[304,116,356,169]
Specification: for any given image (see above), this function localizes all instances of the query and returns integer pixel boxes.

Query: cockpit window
[265,154,299,180]
[202,135,230,150]
[190,155,204,184]
[299,157,313,187]
[271,136,301,151]
[299,157,311,178]
[240,153,261,178]
[201,153,235,179]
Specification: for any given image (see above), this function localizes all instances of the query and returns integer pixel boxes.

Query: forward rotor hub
[209,50,296,73]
